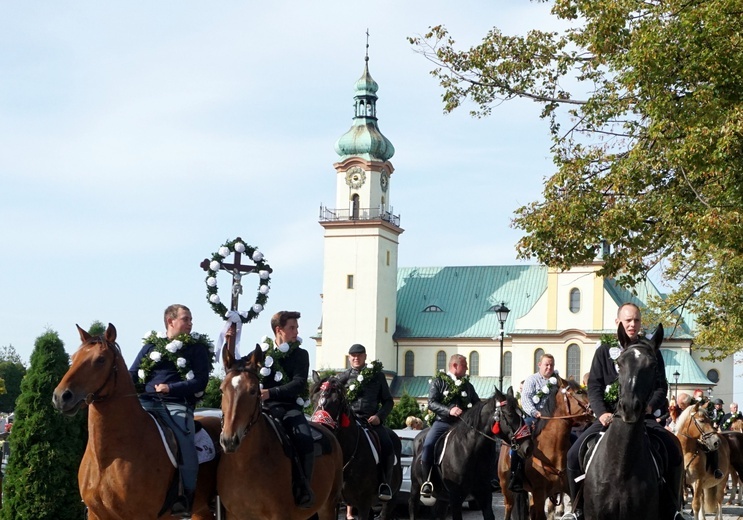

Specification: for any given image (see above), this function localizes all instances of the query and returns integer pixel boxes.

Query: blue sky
[2,1,672,384]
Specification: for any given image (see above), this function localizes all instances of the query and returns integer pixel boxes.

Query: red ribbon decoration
[340,413,351,428]
[491,422,501,435]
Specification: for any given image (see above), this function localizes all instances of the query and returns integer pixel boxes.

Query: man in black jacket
[420,354,480,497]
[260,310,315,509]
[338,343,395,501]
[561,303,683,520]
[129,304,212,517]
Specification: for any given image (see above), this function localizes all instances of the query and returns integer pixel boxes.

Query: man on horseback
[562,303,684,520]
[129,304,212,518]
[338,343,395,502]
[509,353,558,492]
[260,310,316,509]
[420,354,480,497]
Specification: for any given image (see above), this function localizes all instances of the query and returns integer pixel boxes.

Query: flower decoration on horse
[345,359,383,402]
[257,336,309,407]
[136,331,214,393]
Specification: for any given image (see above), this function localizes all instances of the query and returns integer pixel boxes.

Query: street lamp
[707,387,713,399]
[673,370,680,400]
[493,302,511,391]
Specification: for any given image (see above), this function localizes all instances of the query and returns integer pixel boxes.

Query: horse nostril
[62,389,73,403]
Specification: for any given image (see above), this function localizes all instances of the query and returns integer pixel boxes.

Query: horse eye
[94,356,106,366]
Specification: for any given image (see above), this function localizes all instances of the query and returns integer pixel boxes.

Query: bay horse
[676,400,729,520]
[720,431,743,506]
[217,344,343,520]
[498,376,592,520]
[309,373,403,520]
[583,323,682,520]
[409,386,533,520]
[52,324,221,520]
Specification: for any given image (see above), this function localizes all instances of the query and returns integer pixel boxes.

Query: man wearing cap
[338,343,395,501]
[710,398,725,429]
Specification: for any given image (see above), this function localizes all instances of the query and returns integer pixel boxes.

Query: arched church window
[504,351,512,378]
[469,351,480,376]
[351,194,359,220]
[405,351,414,376]
[436,350,446,372]
[567,343,581,380]
[534,348,544,373]
[569,288,581,313]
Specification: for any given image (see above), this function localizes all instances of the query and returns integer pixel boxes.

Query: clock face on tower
[345,167,366,189]
[380,170,389,192]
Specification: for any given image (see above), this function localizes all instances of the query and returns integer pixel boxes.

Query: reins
[312,379,362,471]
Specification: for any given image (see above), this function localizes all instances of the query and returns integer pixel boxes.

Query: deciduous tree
[410,0,743,357]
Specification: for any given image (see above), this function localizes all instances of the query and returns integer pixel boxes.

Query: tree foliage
[87,320,107,336]
[199,375,223,408]
[386,391,424,429]
[410,0,743,358]
[1,330,86,520]
[0,345,26,413]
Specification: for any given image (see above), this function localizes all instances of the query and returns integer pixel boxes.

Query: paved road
[391,493,743,519]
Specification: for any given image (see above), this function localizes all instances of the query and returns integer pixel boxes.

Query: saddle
[355,419,383,464]
[578,427,667,481]
[264,411,334,459]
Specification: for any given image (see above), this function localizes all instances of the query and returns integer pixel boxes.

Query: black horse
[309,373,402,520]
[409,386,533,520]
[583,324,682,520]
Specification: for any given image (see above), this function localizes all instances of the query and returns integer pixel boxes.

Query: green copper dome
[334,60,395,162]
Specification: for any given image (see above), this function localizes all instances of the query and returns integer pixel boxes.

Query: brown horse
[217,344,343,520]
[52,324,220,520]
[498,377,592,520]
[720,431,743,506]
[676,401,729,520]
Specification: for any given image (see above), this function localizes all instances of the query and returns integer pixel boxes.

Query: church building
[314,56,734,405]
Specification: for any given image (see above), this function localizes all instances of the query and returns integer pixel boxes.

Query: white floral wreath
[532,375,558,404]
[205,238,271,324]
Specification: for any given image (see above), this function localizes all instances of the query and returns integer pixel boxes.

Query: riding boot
[508,451,525,492]
[420,459,434,496]
[378,453,394,501]
[294,449,315,509]
[707,450,724,479]
[665,462,684,515]
[563,466,583,520]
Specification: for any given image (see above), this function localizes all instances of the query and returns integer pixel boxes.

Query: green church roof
[395,265,547,339]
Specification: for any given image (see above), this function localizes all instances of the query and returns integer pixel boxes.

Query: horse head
[615,323,663,424]
[493,385,533,458]
[309,372,350,430]
[220,343,265,453]
[554,376,593,426]
[53,323,122,416]
[678,400,722,453]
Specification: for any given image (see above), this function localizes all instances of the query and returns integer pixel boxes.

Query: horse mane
[452,398,491,434]
[81,335,123,355]
[676,401,700,429]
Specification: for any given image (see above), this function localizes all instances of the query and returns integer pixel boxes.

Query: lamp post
[673,370,680,401]
[493,302,511,391]
[707,387,713,399]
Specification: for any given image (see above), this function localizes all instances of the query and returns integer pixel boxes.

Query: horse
[676,400,730,520]
[720,431,743,506]
[583,323,682,520]
[498,376,593,520]
[217,344,343,520]
[309,373,402,520]
[408,386,533,520]
[52,324,221,520]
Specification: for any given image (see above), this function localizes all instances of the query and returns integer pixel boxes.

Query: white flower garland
[532,376,558,404]
[205,238,271,324]
[136,331,214,396]
[257,336,309,407]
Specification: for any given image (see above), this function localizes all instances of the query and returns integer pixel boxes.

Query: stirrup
[421,480,434,497]
[378,483,392,501]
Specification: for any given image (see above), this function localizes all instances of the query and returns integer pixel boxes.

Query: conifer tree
[386,390,424,429]
[1,330,85,520]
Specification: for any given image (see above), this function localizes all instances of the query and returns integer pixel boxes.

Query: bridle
[489,398,531,450]
[539,378,592,421]
[80,337,124,405]
[310,378,362,470]
[680,407,719,450]
[223,363,263,437]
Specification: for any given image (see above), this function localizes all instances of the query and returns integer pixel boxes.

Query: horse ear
[650,323,664,349]
[494,385,505,401]
[222,343,236,371]
[617,322,630,347]
[507,386,515,398]
[104,323,117,343]
[77,324,91,343]
[250,343,265,366]
[312,370,321,384]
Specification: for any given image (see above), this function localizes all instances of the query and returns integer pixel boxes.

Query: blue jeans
[421,420,451,466]
[141,399,197,496]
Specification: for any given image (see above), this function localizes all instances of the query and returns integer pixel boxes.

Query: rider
[338,343,395,502]
[561,303,684,520]
[260,310,316,509]
[420,354,480,497]
[129,304,212,518]
[510,353,558,492]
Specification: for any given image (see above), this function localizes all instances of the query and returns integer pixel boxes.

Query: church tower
[316,50,403,372]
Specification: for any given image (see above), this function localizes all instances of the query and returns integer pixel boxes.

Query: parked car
[394,428,423,506]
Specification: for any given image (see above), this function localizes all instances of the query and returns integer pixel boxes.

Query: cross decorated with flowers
[200,237,272,360]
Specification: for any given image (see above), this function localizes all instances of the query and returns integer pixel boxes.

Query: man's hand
[449,406,463,417]
[599,412,613,426]
[534,411,542,419]
[260,389,270,401]
[368,415,381,426]
[154,384,169,394]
